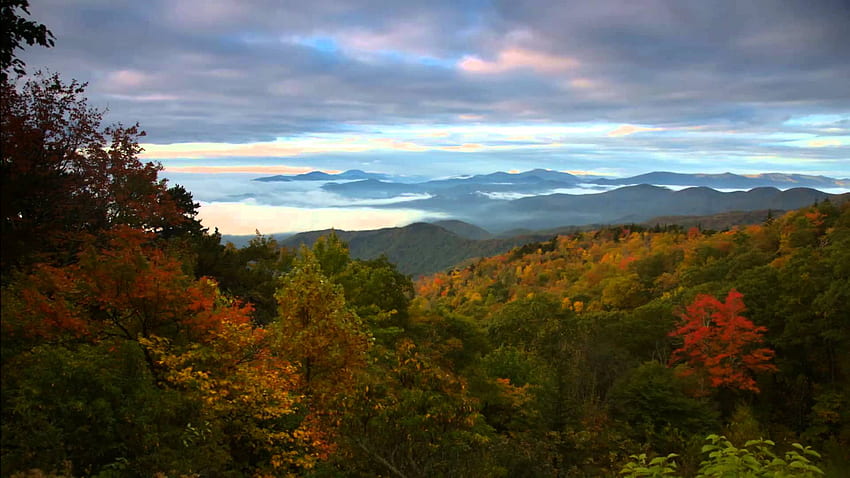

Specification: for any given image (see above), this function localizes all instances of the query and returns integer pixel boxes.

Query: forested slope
[282,222,555,276]
[412,199,849,475]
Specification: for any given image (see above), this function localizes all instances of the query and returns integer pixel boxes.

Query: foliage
[1,0,55,79]
[271,247,371,459]
[330,338,499,478]
[1,228,319,476]
[668,289,777,394]
[609,362,718,451]
[620,453,679,478]
[621,434,824,478]
[273,249,370,393]
[1,72,185,274]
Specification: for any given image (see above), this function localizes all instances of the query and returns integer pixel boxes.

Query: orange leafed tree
[669,289,777,393]
[1,226,327,473]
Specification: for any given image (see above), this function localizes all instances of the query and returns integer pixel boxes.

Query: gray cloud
[14,0,849,171]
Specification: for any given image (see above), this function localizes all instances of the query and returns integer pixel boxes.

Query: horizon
[161,167,849,236]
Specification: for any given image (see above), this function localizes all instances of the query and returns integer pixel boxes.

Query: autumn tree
[0,227,318,475]
[332,338,499,478]
[668,289,777,394]
[272,249,370,423]
[1,72,185,274]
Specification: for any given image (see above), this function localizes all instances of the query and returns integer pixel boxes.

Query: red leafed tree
[1,72,184,273]
[669,289,777,393]
[1,226,252,345]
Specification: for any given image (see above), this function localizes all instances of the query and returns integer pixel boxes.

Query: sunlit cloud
[103,69,155,90]
[459,47,579,75]
[420,131,450,138]
[608,125,665,137]
[568,78,595,89]
[333,24,442,59]
[287,29,455,67]
[442,143,485,152]
[197,202,442,235]
[564,170,617,176]
[140,120,849,181]
[140,136,427,159]
[371,138,429,152]
[162,165,325,174]
[105,93,180,102]
[806,138,843,148]
[141,123,621,160]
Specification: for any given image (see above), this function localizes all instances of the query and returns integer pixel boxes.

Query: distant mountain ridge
[494,185,845,230]
[594,171,849,189]
[253,169,390,182]
[253,168,848,190]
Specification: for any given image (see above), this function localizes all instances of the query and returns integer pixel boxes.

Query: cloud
[14,0,850,180]
[104,69,154,90]
[806,139,842,148]
[607,125,665,137]
[197,202,440,235]
[162,165,324,174]
[458,47,579,75]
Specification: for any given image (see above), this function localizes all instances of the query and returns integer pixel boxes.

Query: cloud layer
[18,1,848,168]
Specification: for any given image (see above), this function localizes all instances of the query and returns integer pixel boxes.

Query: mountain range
[255,169,848,192]
[249,167,848,235]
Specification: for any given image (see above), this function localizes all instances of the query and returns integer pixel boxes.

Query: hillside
[411,200,850,474]
[430,219,493,239]
[644,209,781,230]
[228,206,820,276]
[282,222,552,276]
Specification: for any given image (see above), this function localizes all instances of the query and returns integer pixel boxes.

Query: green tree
[331,338,499,478]
[609,362,718,452]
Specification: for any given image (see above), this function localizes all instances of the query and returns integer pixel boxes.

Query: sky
[17,0,850,234]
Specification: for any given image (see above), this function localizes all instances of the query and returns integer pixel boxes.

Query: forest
[2,3,849,477]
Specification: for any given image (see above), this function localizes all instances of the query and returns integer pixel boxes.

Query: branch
[353,438,410,478]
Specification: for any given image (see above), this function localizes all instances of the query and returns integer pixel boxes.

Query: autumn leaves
[669,289,777,394]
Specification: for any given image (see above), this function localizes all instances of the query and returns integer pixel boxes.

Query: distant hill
[591,171,849,189]
[491,186,847,231]
[643,209,781,230]
[224,169,848,274]
[281,223,552,276]
[253,169,390,182]
[432,169,580,186]
[430,220,492,239]
[322,179,426,198]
